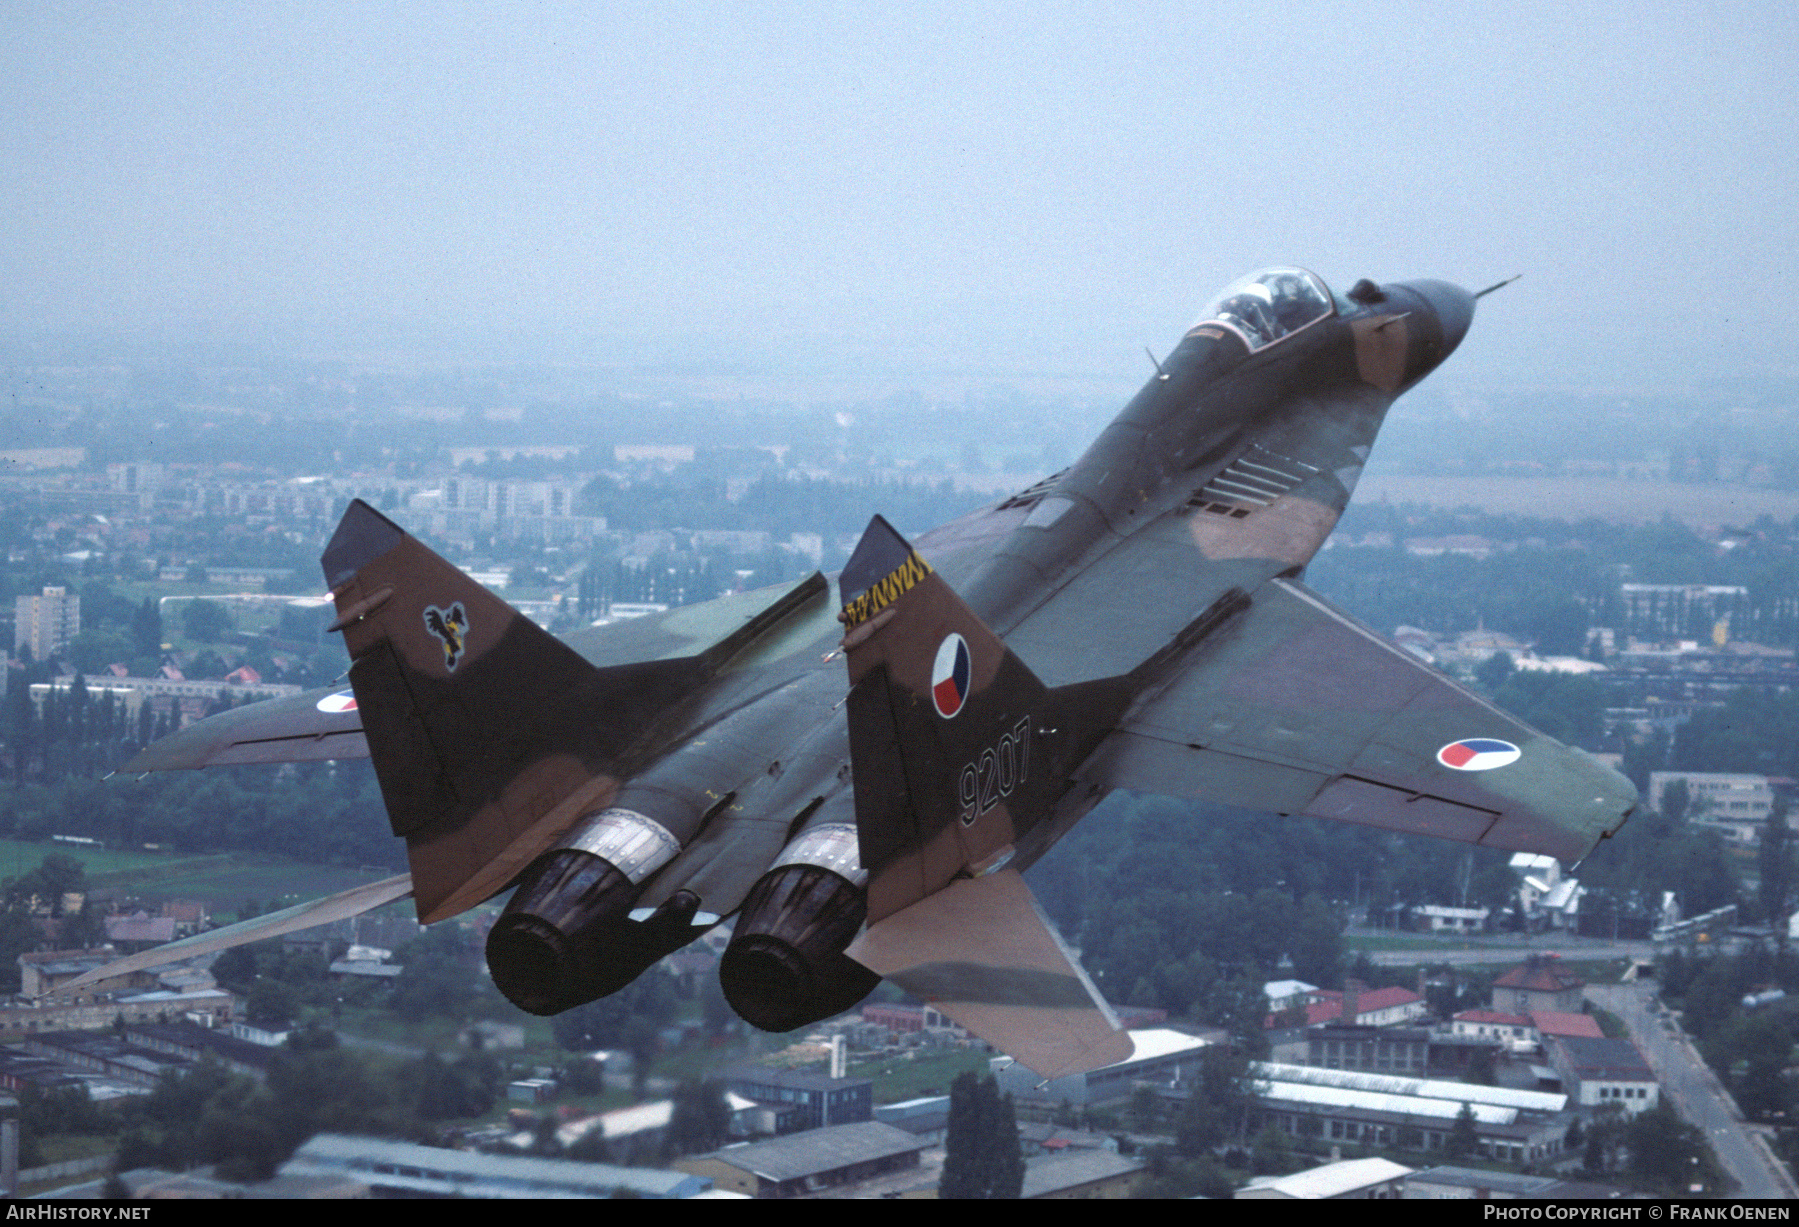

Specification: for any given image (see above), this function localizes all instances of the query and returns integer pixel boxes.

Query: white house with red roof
[1450,1007,1603,1054]
[1268,984,1427,1030]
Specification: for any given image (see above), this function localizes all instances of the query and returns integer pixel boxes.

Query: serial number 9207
[959,717,1031,826]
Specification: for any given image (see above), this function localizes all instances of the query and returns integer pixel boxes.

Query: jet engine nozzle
[485,807,681,1015]
[719,824,879,1031]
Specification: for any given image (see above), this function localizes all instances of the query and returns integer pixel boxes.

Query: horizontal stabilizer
[846,868,1133,1080]
[122,685,369,771]
[44,873,413,998]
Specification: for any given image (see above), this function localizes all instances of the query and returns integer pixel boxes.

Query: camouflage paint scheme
[95,269,1635,1078]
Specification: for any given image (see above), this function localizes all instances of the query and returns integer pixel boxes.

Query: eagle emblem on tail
[423,602,469,670]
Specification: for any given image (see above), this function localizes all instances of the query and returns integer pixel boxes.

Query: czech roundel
[1437,738,1521,771]
[931,633,972,719]
[315,691,359,714]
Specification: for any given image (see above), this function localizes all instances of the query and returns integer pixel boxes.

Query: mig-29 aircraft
[67,268,1636,1078]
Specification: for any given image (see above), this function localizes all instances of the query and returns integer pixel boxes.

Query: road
[1586,981,1796,1199]
[1352,927,1653,968]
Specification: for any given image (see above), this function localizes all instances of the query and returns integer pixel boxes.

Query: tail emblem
[931,633,972,719]
[423,602,470,671]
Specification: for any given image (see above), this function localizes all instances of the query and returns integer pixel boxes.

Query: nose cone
[1408,279,1475,359]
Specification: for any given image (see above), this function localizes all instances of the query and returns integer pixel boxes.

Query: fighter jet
[73,267,1634,1078]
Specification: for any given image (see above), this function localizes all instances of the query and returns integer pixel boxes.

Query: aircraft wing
[44,872,413,998]
[1076,577,1636,862]
[122,685,369,771]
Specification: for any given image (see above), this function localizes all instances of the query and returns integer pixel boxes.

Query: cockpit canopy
[1194,268,1334,352]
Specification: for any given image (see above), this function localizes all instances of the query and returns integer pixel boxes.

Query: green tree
[1662,778,1693,822]
[390,924,479,1022]
[1625,1102,1709,1193]
[1760,793,1793,937]
[1445,1102,1479,1158]
[1474,651,1515,692]
[181,599,233,643]
[1175,1047,1256,1155]
[1248,1123,1295,1174]
[67,629,133,674]
[245,978,299,1028]
[552,974,678,1054]
[132,597,165,656]
[415,1051,500,1120]
[665,1080,731,1158]
[940,1072,1024,1199]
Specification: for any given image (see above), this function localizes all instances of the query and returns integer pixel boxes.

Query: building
[15,586,79,660]
[1021,1149,1147,1199]
[558,1100,673,1165]
[1269,1024,1431,1074]
[1509,854,1585,929]
[1449,1010,1537,1052]
[1250,1062,1573,1165]
[1648,772,1794,843]
[874,1096,951,1145]
[860,1002,969,1040]
[1239,1156,1412,1200]
[104,912,177,947]
[23,1032,189,1090]
[993,1027,1216,1107]
[1545,1036,1659,1114]
[1448,1008,1603,1054]
[1490,956,1585,1014]
[1618,584,1747,639]
[1650,771,1779,821]
[283,1133,708,1198]
[28,674,302,729]
[1264,980,1321,1012]
[124,1022,275,1082]
[1532,1011,1604,1042]
[673,1120,923,1198]
[726,1065,873,1134]
[1413,905,1490,934]
[1404,1165,1632,1200]
[1271,984,1429,1029]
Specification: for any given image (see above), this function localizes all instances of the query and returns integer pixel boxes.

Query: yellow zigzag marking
[841,551,933,628]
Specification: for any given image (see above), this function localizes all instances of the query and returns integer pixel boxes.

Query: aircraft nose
[1408,279,1475,358]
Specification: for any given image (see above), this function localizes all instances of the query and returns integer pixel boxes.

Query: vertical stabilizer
[838,516,1125,922]
[324,501,705,920]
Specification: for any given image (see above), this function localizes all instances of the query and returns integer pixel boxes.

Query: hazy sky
[4,2,1796,392]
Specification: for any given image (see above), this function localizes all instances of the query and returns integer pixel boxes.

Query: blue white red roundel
[931,633,972,719]
[1437,738,1520,771]
[316,690,358,714]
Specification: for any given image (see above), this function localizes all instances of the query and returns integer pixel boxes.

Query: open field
[851,1047,995,1103]
[0,838,392,913]
[1353,474,1799,529]
[1341,934,1452,953]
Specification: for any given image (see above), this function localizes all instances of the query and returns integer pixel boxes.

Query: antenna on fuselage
[1145,347,1170,381]
[1474,274,1522,299]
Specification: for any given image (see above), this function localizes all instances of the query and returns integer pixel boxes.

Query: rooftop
[1241,1157,1413,1199]
[1021,1149,1146,1198]
[702,1121,922,1182]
